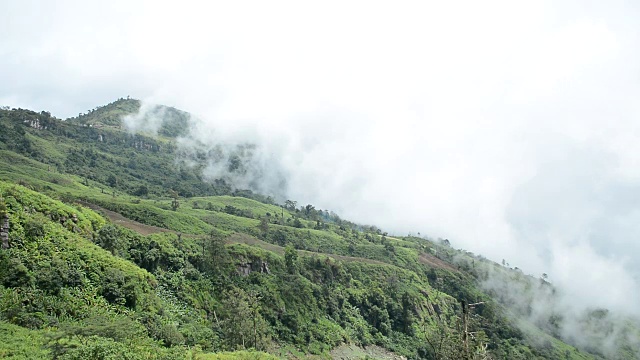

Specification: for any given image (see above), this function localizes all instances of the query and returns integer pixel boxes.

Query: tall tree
[258,217,269,239]
[220,288,268,350]
[284,245,298,274]
[170,190,180,211]
[284,200,297,211]
[200,231,230,279]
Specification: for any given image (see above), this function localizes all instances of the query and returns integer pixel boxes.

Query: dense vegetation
[0,101,637,359]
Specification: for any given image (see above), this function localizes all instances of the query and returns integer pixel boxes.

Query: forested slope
[0,102,636,359]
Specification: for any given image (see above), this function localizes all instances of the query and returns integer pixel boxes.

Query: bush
[58,336,143,360]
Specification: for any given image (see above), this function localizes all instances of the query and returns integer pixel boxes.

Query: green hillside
[0,102,637,359]
[66,97,192,138]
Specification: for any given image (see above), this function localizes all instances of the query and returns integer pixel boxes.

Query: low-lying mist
[124,95,640,355]
[4,0,640,354]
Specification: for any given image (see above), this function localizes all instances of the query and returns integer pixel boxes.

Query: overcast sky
[2,0,640,314]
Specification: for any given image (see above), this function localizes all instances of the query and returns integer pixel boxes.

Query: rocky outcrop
[237,259,270,276]
[23,118,47,130]
[237,262,252,276]
[1,213,9,249]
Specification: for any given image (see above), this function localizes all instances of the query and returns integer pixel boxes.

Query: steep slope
[65,97,140,127]
[66,97,192,138]
[1,102,637,359]
[0,181,193,359]
[0,106,228,198]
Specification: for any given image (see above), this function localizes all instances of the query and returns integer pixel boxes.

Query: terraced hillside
[0,101,637,359]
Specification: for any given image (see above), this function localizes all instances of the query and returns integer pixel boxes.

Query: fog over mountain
[2,0,640,320]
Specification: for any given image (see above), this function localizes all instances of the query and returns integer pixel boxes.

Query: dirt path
[227,233,387,265]
[330,344,406,360]
[418,252,459,272]
[79,201,174,236]
[81,201,403,267]
[227,233,285,253]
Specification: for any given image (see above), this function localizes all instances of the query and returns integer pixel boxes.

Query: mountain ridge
[0,100,638,359]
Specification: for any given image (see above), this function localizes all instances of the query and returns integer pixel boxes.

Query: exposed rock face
[261,261,270,274]
[237,260,270,276]
[24,118,46,129]
[1,213,9,249]
[432,303,442,317]
[238,262,252,276]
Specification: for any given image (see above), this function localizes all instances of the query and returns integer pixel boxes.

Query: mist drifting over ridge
[3,0,640,352]
[122,95,640,356]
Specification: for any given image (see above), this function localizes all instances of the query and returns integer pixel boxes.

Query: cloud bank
[2,0,640,332]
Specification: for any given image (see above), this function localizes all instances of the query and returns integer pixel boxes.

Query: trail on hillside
[79,201,175,235]
[418,252,459,273]
[228,233,387,265]
[82,201,456,270]
[330,344,407,360]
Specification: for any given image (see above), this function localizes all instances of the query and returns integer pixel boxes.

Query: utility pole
[1,206,8,249]
[461,300,486,360]
[461,300,469,360]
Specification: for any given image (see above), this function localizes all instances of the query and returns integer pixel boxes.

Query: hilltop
[66,98,191,138]
[0,100,638,359]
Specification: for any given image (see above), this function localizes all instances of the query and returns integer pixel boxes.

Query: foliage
[0,101,631,360]
[219,288,270,351]
[195,351,280,360]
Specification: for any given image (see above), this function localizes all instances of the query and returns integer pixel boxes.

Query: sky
[2,0,640,316]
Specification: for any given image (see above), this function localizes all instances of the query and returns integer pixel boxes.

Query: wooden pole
[461,300,469,360]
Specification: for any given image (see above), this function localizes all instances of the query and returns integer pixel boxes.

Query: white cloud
[2,0,640,320]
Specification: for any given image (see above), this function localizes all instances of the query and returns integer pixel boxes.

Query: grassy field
[0,322,50,360]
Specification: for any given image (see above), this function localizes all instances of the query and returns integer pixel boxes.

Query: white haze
[2,0,640,345]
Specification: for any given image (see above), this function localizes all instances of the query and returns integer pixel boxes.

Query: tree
[106,174,117,187]
[200,231,230,278]
[219,288,268,350]
[284,200,297,211]
[258,217,269,239]
[424,320,465,360]
[400,292,415,335]
[272,229,288,246]
[424,301,492,360]
[170,190,180,211]
[46,314,147,359]
[134,184,148,197]
[95,224,126,256]
[303,204,316,219]
[284,245,298,274]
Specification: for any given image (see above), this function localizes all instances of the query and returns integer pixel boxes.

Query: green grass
[67,98,140,127]
[1,104,632,359]
[0,156,616,359]
[189,196,286,218]
[0,154,423,271]
[195,351,281,360]
[0,322,49,359]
